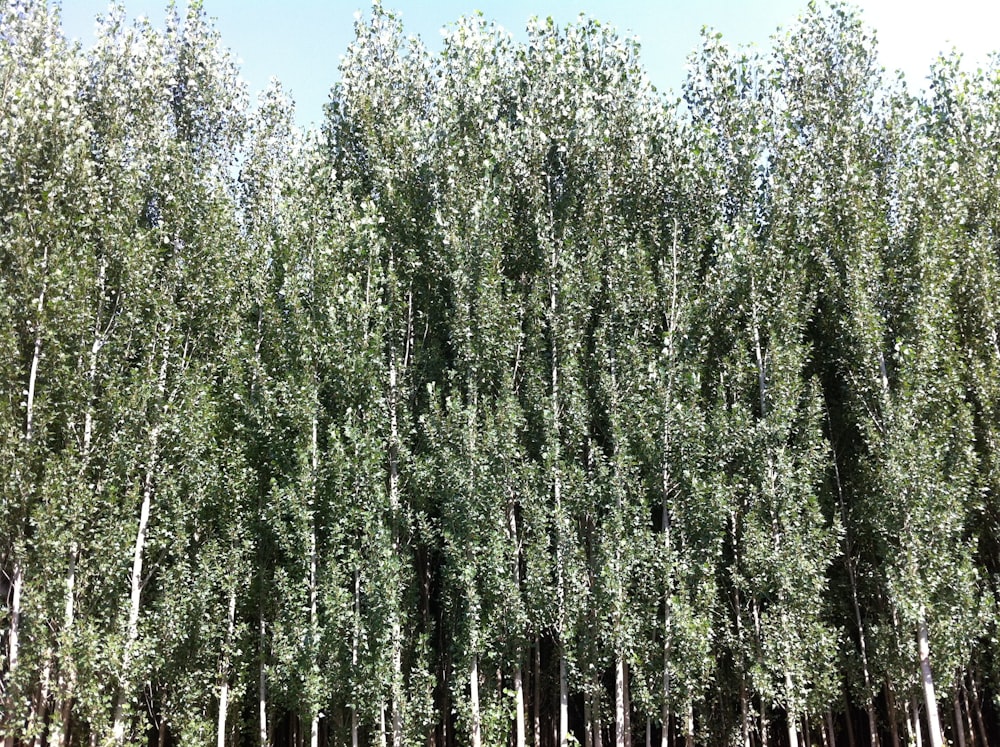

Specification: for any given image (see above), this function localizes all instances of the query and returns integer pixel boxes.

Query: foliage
[1,2,998,747]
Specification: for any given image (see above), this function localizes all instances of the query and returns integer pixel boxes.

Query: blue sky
[58,0,1000,130]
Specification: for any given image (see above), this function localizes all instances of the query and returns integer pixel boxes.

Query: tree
[0,4,96,743]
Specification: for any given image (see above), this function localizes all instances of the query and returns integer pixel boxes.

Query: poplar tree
[326,6,439,742]
[3,3,1000,746]
[0,4,94,743]
[423,16,532,746]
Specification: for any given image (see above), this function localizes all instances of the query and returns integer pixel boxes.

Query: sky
[57,0,1000,130]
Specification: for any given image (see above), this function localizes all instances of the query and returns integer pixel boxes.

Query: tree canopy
[2,2,999,747]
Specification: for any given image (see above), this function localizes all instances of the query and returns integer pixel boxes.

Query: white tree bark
[55,542,77,747]
[594,696,604,747]
[560,654,570,747]
[56,287,104,747]
[379,702,388,747]
[24,244,47,445]
[259,617,268,747]
[4,558,24,747]
[952,685,966,747]
[389,351,404,747]
[217,587,237,747]
[514,663,527,747]
[352,570,361,747]
[548,229,570,747]
[509,494,527,747]
[761,698,770,747]
[112,347,168,744]
[786,671,799,747]
[661,489,672,747]
[470,655,482,747]
[52,252,109,745]
[885,682,900,747]
[663,222,679,747]
[965,674,989,747]
[918,609,943,747]
[624,659,631,746]
[534,641,542,747]
[825,709,837,747]
[5,244,49,747]
[616,655,627,747]
[309,409,320,747]
[833,448,880,747]
[112,435,157,743]
[740,682,751,747]
[909,693,923,747]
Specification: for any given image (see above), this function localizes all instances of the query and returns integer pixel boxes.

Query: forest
[1,1,999,746]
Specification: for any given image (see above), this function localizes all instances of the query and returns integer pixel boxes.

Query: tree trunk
[54,335,98,747]
[760,698,770,747]
[547,223,570,747]
[740,682,751,747]
[470,655,482,747]
[842,689,856,747]
[752,284,767,417]
[832,391,888,747]
[24,245,46,445]
[684,701,694,747]
[515,662,526,747]
[917,610,943,747]
[29,649,53,747]
[624,661,632,747]
[53,543,78,747]
[112,348,168,744]
[309,409,320,747]
[391,617,403,747]
[218,587,237,747]
[352,570,361,747]
[111,426,159,743]
[560,653,570,747]
[388,307,405,747]
[661,254,676,747]
[259,615,268,747]
[6,244,49,747]
[594,698,604,747]
[617,655,627,747]
[839,495,879,747]
[886,682,900,747]
[952,685,966,747]
[380,702,388,747]
[4,557,24,747]
[910,693,923,747]
[663,697,671,747]
[509,496,526,747]
[754,601,769,747]
[786,672,799,747]
[534,640,542,747]
[55,260,108,747]
[964,673,988,747]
